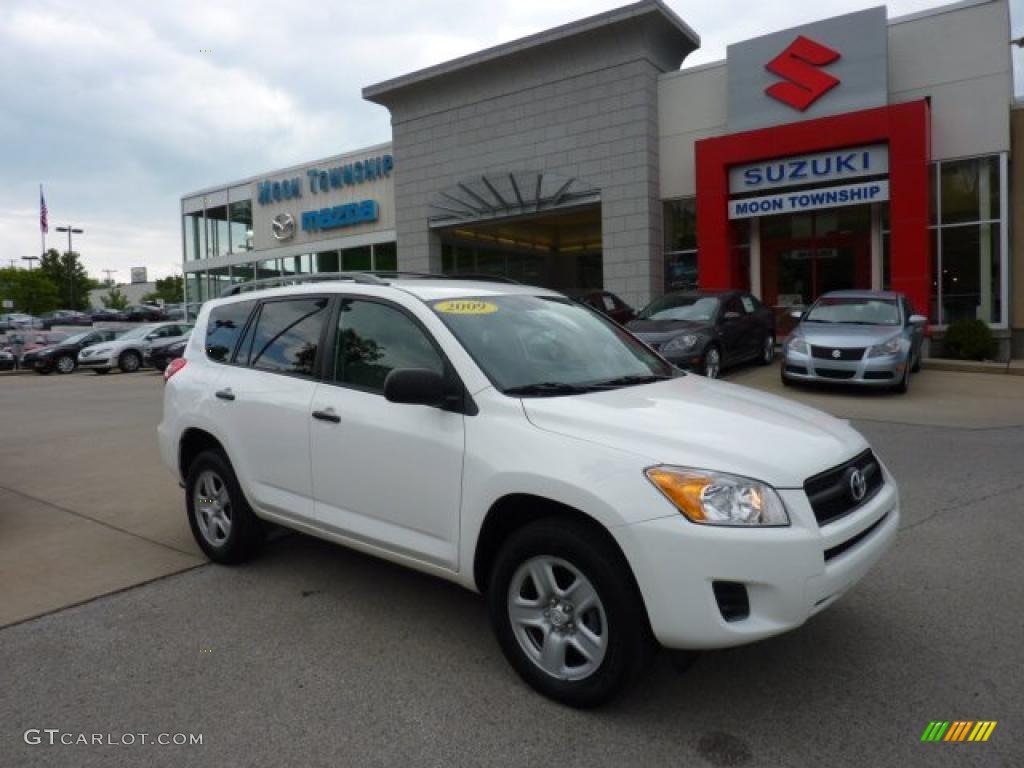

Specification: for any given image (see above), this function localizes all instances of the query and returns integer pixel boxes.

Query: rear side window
[206,301,255,363]
[245,298,328,376]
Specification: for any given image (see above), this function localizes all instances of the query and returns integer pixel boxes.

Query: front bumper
[782,350,906,387]
[615,477,899,649]
[77,355,113,368]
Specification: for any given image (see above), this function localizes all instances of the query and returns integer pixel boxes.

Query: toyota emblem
[848,468,867,502]
[272,212,296,241]
[831,349,841,359]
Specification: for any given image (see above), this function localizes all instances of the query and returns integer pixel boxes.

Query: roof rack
[219,270,522,298]
[220,271,388,298]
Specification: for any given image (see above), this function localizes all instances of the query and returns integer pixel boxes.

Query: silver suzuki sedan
[781,290,927,393]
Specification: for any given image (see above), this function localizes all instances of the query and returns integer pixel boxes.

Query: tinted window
[334,300,443,393]
[740,296,756,313]
[723,296,745,315]
[246,298,327,376]
[206,301,254,363]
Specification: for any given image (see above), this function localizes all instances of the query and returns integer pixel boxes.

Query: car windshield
[638,295,720,322]
[429,295,674,395]
[804,297,900,326]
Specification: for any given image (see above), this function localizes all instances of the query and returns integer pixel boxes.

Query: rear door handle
[215,388,235,401]
[312,408,340,424]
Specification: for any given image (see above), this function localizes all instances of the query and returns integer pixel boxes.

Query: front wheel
[119,350,141,373]
[759,334,775,365]
[702,345,721,379]
[487,518,654,708]
[56,355,76,374]
[893,365,910,394]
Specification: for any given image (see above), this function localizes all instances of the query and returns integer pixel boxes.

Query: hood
[521,377,867,488]
[626,318,712,338]
[794,322,900,348]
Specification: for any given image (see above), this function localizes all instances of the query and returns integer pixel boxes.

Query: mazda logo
[848,469,867,502]
[272,212,295,241]
[832,349,841,359]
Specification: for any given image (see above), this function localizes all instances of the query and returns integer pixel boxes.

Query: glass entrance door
[760,205,872,309]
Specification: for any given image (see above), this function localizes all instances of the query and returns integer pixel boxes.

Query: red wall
[695,101,931,317]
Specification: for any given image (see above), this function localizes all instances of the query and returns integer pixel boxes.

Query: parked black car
[125,304,166,322]
[21,329,122,374]
[570,290,637,325]
[0,350,15,371]
[627,290,776,378]
[147,334,189,372]
[90,307,129,322]
[39,310,93,329]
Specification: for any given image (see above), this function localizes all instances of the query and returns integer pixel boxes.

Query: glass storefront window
[228,199,253,253]
[373,242,397,271]
[183,213,203,262]
[257,259,280,280]
[316,250,340,273]
[231,263,255,286]
[342,246,372,271]
[206,205,230,259]
[940,157,999,225]
[208,267,230,299]
[664,199,697,251]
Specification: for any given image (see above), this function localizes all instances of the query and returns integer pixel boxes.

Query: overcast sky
[1,0,1021,282]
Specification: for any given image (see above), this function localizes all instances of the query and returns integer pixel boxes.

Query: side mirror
[384,368,446,407]
[722,311,741,321]
[909,314,927,325]
[789,309,804,320]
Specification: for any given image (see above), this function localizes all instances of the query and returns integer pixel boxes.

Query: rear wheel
[56,355,76,374]
[119,350,141,373]
[702,345,721,379]
[759,334,775,365]
[185,450,263,563]
[487,518,654,708]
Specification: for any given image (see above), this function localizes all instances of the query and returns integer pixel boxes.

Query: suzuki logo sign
[765,36,841,111]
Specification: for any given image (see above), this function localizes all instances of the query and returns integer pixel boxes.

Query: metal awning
[428,172,599,228]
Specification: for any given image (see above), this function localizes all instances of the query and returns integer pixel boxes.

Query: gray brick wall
[368,12,691,309]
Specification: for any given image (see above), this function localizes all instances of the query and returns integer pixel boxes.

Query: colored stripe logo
[921,721,997,742]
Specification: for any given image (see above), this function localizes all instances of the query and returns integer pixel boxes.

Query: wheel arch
[178,427,228,481]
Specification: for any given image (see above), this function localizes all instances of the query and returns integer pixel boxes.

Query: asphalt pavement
[1,366,1021,767]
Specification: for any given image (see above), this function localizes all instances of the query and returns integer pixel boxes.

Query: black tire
[780,365,793,387]
[893,365,910,394]
[758,334,775,365]
[911,350,921,373]
[702,344,722,379]
[185,449,263,564]
[55,355,76,374]
[119,350,142,373]
[154,361,168,372]
[93,368,110,375]
[487,517,654,708]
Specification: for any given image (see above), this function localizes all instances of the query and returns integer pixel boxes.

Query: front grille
[712,581,750,622]
[815,368,856,380]
[824,512,889,561]
[804,449,884,526]
[812,345,865,361]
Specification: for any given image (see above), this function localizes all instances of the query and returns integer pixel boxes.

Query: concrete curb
[921,358,1011,375]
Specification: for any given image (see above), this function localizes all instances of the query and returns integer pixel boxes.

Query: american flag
[40,185,48,234]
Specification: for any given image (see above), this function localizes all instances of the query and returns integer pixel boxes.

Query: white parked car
[159,275,898,707]
[79,322,192,374]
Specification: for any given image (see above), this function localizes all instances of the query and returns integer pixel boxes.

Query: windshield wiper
[588,374,674,388]
[502,382,601,397]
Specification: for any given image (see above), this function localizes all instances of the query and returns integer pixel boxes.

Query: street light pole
[21,256,40,271]
[55,226,84,308]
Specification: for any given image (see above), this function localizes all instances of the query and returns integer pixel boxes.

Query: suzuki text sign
[727,7,887,132]
[728,180,889,219]
[729,145,888,194]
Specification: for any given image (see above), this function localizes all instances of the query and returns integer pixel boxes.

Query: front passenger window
[334,300,444,393]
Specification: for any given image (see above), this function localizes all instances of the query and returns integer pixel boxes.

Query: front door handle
[215,388,235,401]
[312,408,340,424]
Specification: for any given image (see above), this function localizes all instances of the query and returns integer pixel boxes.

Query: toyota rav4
[158,274,898,707]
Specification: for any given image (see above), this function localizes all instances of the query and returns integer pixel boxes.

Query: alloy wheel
[56,356,75,374]
[704,347,721,379]
[122,352,140,372]
[194,469,233,546]
[507,556,608,681]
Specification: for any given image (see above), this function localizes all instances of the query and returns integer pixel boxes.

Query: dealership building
[181,0,1021,356]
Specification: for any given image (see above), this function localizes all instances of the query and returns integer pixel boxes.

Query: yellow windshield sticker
[434,300,498,315]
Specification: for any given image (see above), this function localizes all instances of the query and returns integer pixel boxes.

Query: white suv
[159,274,898,707]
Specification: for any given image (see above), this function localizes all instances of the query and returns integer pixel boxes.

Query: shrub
[942,318,996,361]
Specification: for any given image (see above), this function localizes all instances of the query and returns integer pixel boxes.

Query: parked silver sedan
[781,290,927,393]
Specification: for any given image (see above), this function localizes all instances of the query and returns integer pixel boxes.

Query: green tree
[141,275,184,305]
[101,285,130,310]
[0,267,61,315]
[38,248,98,310]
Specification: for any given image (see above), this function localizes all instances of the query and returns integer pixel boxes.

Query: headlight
[663,334,699,353]
[645,466,789,526]
[867,337,902,357]
[785,336,809,355]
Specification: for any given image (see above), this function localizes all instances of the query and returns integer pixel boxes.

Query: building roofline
[888,0,1001,26]
[180,140,393,201]
[363,0,700,104]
